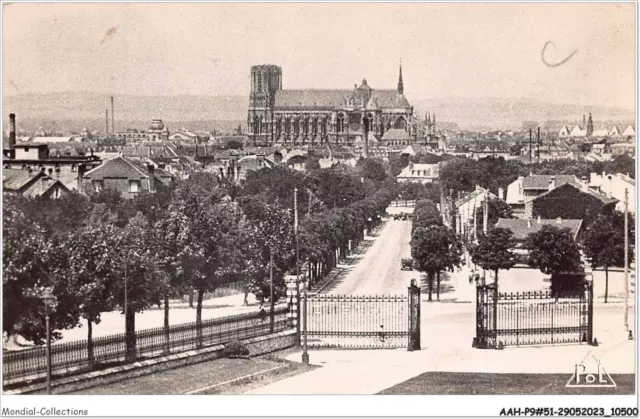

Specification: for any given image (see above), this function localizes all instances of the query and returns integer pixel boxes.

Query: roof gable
[495,218,583,240]
[522,175,579,190]
[84,156,149,180]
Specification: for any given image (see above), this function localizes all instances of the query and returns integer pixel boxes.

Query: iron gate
[305,283,420,349]
[474,282,594,349]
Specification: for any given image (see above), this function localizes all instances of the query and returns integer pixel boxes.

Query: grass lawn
[66,357,282,395]
[377,372,635,395]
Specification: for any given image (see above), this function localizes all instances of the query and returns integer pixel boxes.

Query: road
[326,217,416,296]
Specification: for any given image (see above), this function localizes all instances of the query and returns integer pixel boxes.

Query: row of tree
[440,154,635,197]
[3,158,397,361]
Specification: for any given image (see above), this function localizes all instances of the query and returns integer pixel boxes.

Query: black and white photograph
[1,1,637,416]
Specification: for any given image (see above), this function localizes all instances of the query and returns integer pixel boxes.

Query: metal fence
[474,283,593,349]
[3,305,291,387]
[305,295,409,349]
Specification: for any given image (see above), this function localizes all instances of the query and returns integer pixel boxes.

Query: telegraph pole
[294,187,301,342]
[529,129,532,164]
[483,196,488,235]
[537,127,541,164]
[269,247,274,333]
[624,188,630,336]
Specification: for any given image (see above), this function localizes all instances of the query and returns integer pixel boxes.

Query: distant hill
[411,97,634,132]
[3,92,634,133]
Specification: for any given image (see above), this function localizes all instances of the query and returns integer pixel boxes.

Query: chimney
[607,175,613,198]
[549,176,556,191]
[257,154,265,167]
[527,218,532,228]
[77,163,86,192]
[537,215,541,224]
[111,96,115,135]
[9,113,16,149]
[581,176,589,191]
[105,109,109,135]
[556,217,562,224]
[498,187,504,200]
[147,164,155,192]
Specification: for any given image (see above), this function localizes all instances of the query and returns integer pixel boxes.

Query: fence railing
[305,294,409,348]
[474,283,593,349]
[3,305,291,387]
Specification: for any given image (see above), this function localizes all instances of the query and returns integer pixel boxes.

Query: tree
[2,198,79,344]
[583,215,633,303]
[525,225,582,281]
[357,158,388,183]
[470,227,516,287]
[411,225,462,301]
[114,213,168,361]
[65,211,121,363]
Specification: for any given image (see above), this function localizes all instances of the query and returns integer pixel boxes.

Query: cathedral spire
[397,60,404,95]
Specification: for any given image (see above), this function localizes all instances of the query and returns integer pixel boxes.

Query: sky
[2,2,636,109]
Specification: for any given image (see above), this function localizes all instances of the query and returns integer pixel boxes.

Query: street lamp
[41,287,56,394]
[301,276,309,365]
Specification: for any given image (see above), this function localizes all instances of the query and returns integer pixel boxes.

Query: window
[130,180,140,194]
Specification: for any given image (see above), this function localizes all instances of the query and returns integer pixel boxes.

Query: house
[558,126,570,138]
[570,125,587,138]
[454,185,498,239]
[168,130,199,143]
[530,182,617,227]
[233,154,278,181]
[589,172,635,214]
[396,162,439,184]
[3,168,69,199]
[506,174,581,218]
[82,156,173,199]
[622,125,635,138]
[495,217,583,260]
[608,126,621,137]
[282,149,309,171]
[610,142,635,156]
[3,143,102,191]
[380,128,412,147]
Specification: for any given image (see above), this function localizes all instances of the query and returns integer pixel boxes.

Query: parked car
[393,214,401,220]
[401,257,413,271]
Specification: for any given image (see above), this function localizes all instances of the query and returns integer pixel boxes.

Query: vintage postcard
[1,1,637,417]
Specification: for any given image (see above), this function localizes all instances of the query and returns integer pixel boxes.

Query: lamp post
[301,276,309,365]
[41,287,56,394]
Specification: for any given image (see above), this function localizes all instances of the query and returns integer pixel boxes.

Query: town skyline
[2,3,636,110]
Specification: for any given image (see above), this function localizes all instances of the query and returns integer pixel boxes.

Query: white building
[570,125,587,137]
[589,172,635,214]
[396,162,439,184]
[454,185,498,239]
[622,125,636,138]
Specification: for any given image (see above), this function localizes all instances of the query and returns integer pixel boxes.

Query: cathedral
[247,64,433,149]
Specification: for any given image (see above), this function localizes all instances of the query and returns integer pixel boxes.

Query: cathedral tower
[248,65,282,145]
[397,61,404,95]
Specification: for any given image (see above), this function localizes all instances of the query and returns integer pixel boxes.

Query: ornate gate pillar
[408,278,421,351]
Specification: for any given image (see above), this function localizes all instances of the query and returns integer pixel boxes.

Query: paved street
[325,218,416,296]
[246,209,636,394]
